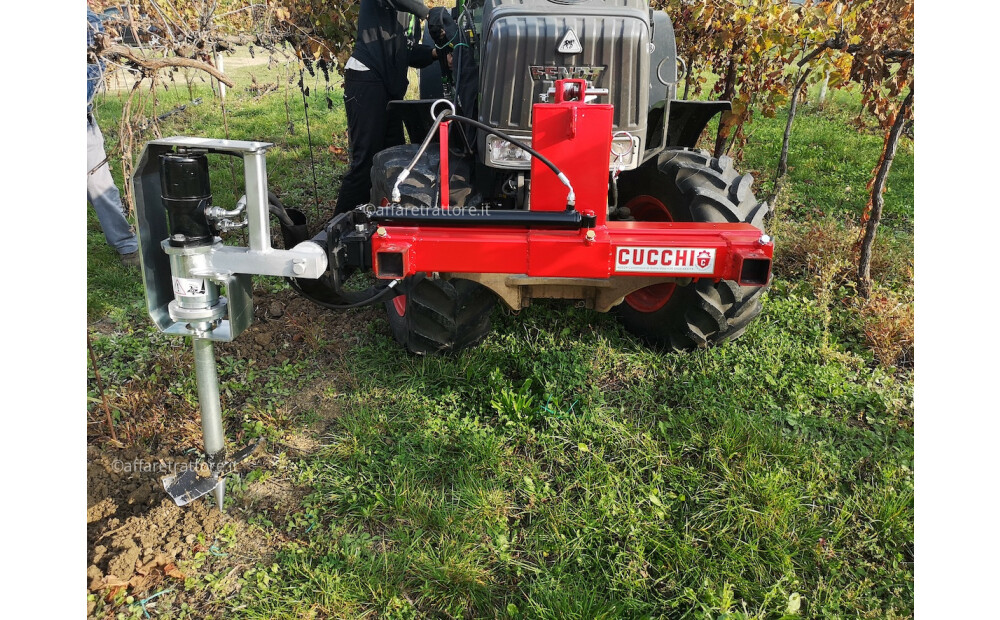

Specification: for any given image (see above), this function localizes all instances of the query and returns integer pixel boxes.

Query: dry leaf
[164,563,186,580]
[104,584,126,602]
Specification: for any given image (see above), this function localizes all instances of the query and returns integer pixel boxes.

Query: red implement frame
[372,79,773,291]
[371,221,772,286]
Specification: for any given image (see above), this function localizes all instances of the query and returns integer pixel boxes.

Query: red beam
[371,221,772,285]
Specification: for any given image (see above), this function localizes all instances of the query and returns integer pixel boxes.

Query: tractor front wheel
[385,278,496,355]
[612,149,770,349]
[371,145,497,355]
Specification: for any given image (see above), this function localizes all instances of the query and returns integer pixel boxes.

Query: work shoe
[119,251,140,268]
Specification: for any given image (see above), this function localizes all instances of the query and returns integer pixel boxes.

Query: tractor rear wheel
[370,145,497,355]
[612,149,770,349]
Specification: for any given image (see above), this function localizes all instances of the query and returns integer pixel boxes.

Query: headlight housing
[487,135,533,168]
[485,134,641,171]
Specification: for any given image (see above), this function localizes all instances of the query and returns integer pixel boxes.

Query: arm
[384,0,431,20]
[387,1,443,68]
[409,44,436,69]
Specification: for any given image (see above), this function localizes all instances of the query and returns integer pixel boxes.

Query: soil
[87,288,386,618]
[86,444,223,590]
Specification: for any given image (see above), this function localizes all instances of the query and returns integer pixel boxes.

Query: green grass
[739,85,914,231]
[87,52,913,619]
[230,297,912,618]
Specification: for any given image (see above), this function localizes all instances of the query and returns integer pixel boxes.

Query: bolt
[759,234,772,245]
[585,230,596,242]
[376,226,388,238]
[355,224,367,232]
[291,258,306,275]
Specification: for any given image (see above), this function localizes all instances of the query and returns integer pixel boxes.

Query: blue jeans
[87,115,138,254]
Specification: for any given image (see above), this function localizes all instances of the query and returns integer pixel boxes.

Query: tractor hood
[477,0,652,169]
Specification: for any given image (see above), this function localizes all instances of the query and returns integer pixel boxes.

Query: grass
[739,85,914,230]
[87,49,913,619]
[229,299,912,618]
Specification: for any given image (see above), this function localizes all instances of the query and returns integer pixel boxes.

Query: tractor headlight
[486,133,641,171]
[487,135,533,168]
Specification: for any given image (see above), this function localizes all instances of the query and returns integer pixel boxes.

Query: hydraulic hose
[392,107,453,203]
[442,114,576,207]
[287,276,399,310]
[392,104,576,208]
[267,191,297,229]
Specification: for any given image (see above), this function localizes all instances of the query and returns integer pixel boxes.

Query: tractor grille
[477,5,650,151]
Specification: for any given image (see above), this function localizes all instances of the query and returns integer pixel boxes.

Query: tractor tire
[612,148,770,350]
[370,145,496,355]
[369,143,477,208]
[385,277,496,355]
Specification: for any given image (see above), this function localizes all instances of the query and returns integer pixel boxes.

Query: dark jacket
[350,0,435,98]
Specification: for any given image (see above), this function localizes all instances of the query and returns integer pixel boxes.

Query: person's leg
[87,116,138,255]
[335,70,391,215]
[383,97,406,150]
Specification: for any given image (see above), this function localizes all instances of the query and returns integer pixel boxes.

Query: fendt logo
[614,247,716,274]
[529,65,606,82]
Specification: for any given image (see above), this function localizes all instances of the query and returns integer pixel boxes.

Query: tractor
[289,0,773,354]
[130,0,772,505]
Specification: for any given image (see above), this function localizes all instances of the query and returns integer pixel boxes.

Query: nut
[585,230,596,241]
[376,226,388,238]
[291,258,307,275]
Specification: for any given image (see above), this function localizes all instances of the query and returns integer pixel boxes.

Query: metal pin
[214,478,225,510]
[194,337,226,512]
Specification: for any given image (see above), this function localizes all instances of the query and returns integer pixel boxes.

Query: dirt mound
[218,287,381,367]
[86,445,224,591]
[86,372,348,616]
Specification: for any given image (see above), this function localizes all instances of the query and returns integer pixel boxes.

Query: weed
[847,288,915,369]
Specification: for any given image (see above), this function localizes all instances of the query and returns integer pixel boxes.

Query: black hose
[370,206,587,228]
[443,114,565,184]
[269,203,296,228]
[267,191,297,228]
[287,276,396,310]
[609,172,618,210]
